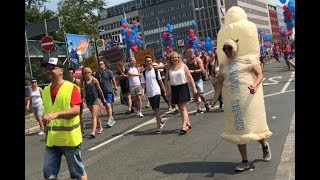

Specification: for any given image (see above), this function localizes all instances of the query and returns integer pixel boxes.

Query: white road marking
[89,88,295,151]
[263,76,282,86]
[281,72,295,93]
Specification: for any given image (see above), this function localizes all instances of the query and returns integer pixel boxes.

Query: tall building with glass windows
[225,0,272,35]
[98,0,224,57]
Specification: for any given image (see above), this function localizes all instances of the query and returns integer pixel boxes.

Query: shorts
[33,105,44,117]
[129,85,142,97]
[171,83,190,104]
[103,92,114,104]
[43,144,86,179]
[148,94,161,110]
[191,79,204,93]
[86,99,99,107]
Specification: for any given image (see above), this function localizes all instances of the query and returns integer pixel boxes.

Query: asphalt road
[25,59,295,180]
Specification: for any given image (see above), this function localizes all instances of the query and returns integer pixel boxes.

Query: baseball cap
[41,57,63,68]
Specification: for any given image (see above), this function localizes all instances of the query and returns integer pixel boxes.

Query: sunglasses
[84,72,91,74]
[45,66,59,71]
[223,46,233,52]
[31,81,37,83]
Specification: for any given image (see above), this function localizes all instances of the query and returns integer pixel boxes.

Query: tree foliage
[57,0,106,39]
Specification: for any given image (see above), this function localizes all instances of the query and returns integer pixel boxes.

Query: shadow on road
[153,159,266,176]
[126,129,180,136]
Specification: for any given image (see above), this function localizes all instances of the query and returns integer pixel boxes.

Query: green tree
[25,0,48,9]
[57,0,106,39]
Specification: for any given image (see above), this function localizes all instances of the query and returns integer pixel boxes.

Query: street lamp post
[194,7,205,38]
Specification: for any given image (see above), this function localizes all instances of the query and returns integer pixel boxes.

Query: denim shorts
[103,92,114,104]
[43,144,86,179]
[190,79,204,94]
[33,105,44,117]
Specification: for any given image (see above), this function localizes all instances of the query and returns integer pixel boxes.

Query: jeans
[43,144,86,179]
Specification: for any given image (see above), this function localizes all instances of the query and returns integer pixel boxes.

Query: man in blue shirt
[95,60,118,127]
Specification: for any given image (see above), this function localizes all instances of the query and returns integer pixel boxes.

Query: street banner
[100,46,124,64]
[134,49,155,65]
[65,33,98,71]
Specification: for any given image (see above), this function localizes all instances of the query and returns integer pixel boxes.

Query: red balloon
[137,35,142,39]
[126,29,132,36]
[283,5,288,11]
[189,29,194,35]
[132,20,137,24]
[197,44,201,48]
[189,34,195,38]
[192,37,197,41]
[121,23,127,28]
[130,40,135,45]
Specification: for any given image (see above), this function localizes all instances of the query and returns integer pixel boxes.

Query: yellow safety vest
[42,81,82,147]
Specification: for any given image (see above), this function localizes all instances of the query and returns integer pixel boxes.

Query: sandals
[89,133,96,138]
[97,128,104,134]
[179,125,191,135]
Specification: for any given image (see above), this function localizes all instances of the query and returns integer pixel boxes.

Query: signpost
[41,36,55,52]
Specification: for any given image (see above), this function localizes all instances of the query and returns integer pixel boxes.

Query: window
[208,0,212,6]
[204,0,208,7]
[200,11,204,19]
[215,17,220,27]
[207,31,212,38]
[202,20,206,29]
[206,19,211,29]
[214,6,218,17]
[209,7,214,17]
[196,11,200,20]
[199,0,203,8]
[205,9,209,18]
[199,31,203,37]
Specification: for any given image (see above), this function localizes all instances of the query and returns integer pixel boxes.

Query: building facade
[225,0,272,35]
[98,0,223,57]
[268,4,280,43]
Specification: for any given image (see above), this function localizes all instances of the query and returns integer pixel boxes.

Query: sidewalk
[25,93,121,135]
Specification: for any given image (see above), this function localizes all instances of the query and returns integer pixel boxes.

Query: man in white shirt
[127,57,144,118]
[141,55,167,133]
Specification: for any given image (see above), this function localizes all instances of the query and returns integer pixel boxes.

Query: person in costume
[211,6,272,171]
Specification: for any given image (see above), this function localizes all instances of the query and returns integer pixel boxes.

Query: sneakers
[263,142,272,161]
[156,128,162,134]
[194,109,204,115]
[107,119,116,127]
[137,112,144,118]
[38,130,45,135]
[146,105,150,109]
[219,102,223,109]
[160,121,165,129]
[205,103,210,112]
[234,161,250,171]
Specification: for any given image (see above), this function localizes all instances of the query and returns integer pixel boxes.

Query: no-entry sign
[41,36,54,52]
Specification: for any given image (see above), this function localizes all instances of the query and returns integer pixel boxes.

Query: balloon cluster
[162,23,174,53]
[280,0,295,38]
[184,29,215,54]
[258,29,272,50]
[120,17,143,53]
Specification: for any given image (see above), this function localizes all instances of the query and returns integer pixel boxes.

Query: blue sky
[45,0,131,12]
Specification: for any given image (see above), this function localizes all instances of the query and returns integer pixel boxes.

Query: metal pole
[156,17,163,56]
[64,31,71,67]
[44,19,51,57]
[123,11,133,58]
[25,30,33,79]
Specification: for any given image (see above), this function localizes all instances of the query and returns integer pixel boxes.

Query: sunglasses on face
[45,66,59,71]
[32,81,37,83]
[84,72,91,74]
[223,46,233,52]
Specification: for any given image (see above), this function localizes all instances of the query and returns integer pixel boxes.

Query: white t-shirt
[128,66,141,87]
[141,68,162,98]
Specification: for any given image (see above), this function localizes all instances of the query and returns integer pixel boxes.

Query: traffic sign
[112,34,123,44]
[41,36,54,52]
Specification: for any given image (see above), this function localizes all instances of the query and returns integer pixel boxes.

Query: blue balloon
[283,11,287,17]
[288,3,295,13]
[206,37,211,43]
[191,21,196,27]
[121,28,126,35]
[120,17,126,23]
[105,44,111,49]
[279,0,286,4]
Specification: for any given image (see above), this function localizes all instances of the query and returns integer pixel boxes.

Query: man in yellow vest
[41,57,87,180]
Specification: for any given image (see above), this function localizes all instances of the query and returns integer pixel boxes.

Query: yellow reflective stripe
[47,123,80,131]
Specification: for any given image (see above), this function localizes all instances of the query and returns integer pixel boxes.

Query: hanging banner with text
[100,46,124,64]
